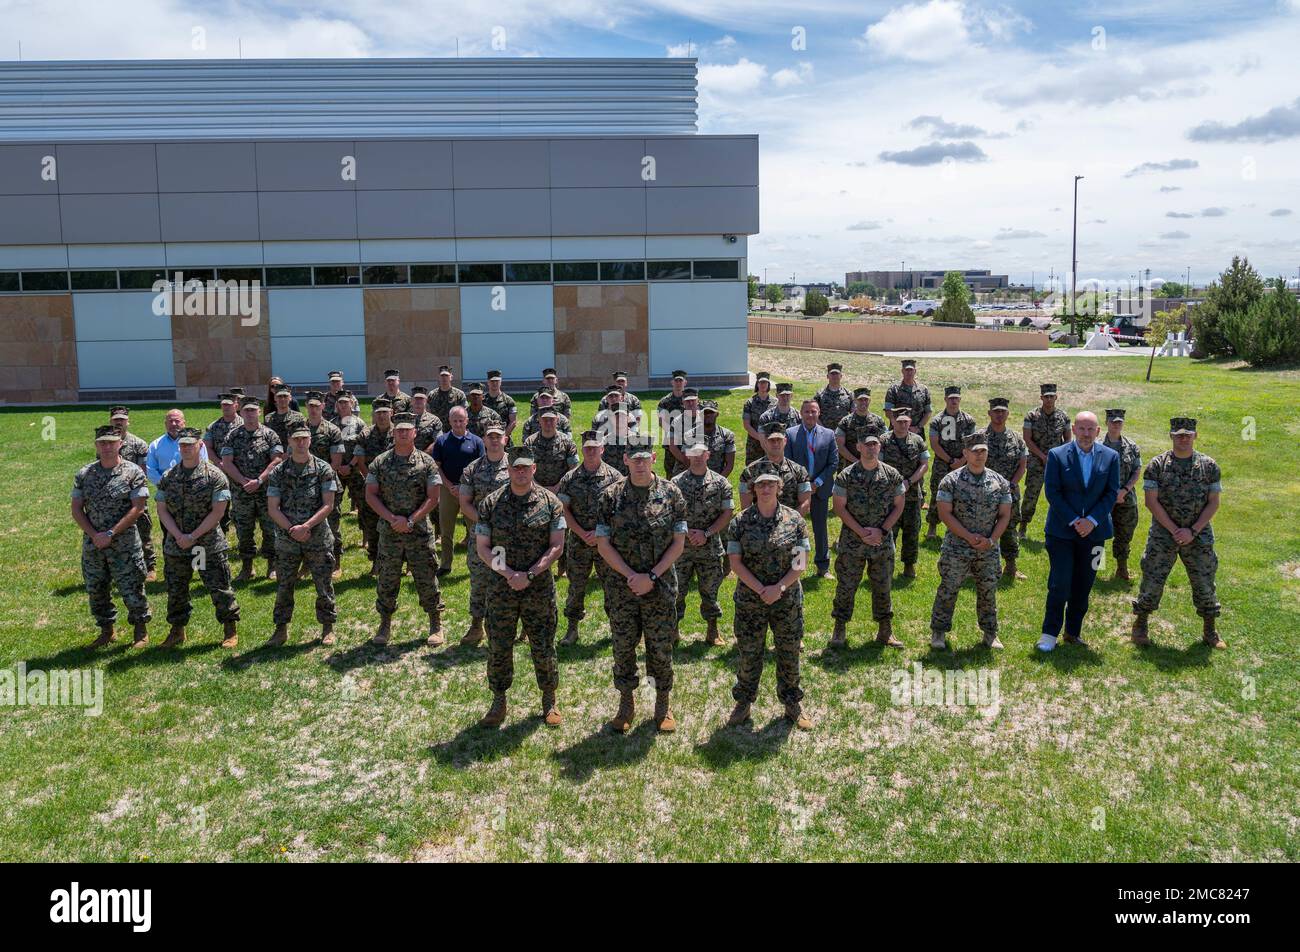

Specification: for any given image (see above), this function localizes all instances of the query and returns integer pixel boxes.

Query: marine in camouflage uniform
[366,413,444,648]
[1102,408,1142,581]
[725,462,812,729]
[656,373,688,478]
[303,391,346,573]
[982,397,1029,577]
[699,402,736,476]
[814,362,854,470]
[333,393,366,519]
[830,435,907,647]
[464,384,504,440]
[1131,419,1224,648]
[201,393,241,532]
[155,428,239,647]
[1020,383,1070,535]
[377,369,412,415]
[670,445,734,642]
[264,386,304,448]
[879,409,930,573]
[757,385,801,436]
[835,388,887,466]
[266,424,338,644]
[738,424,812,510]
[595,435,687,733]
[883,359,932,435]
[598,371,643,416]
[481,371,518,441]
[529,370,572,419]
[524,422,579,489]
[521,404,573,441]
[595,408,637,476]
[741,372,775,465]
[475,446,567,728]
[352,398,396,563]
[555,432,622,642]
[109,408,156,577]
[429,368,468,430]
[322,371,346,422]
[74,426,152,646]
[220,398,284,578]
[926,386,976,533]
[929,431,1013,649]
[458,426,511,641]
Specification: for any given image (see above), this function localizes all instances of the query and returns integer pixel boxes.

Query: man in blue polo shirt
[146,408,208,485]
[432,405,484,575]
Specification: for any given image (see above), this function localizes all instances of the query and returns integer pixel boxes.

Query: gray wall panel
[0,196,63,243]
[354,140,453,190]
[646,186,759,234]
[160,192,261,242]
[550,187,646,236]
[452,139,550,188]
[156,142,258,192]
[356,190,455,239]
[56,144,159,194]
[548,138,646,188]
[255,141,356,191]
[645,137,759,187]
[60,194,161,243]
[258,191,358,240]
[0,145,59,195]
[453,189,550,238]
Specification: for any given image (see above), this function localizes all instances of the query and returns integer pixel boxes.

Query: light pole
[1071,174,1083,335]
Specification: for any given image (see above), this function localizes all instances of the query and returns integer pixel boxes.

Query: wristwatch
[104,528,114,539]
[405,517,414,530]
[779,582,787,594]
[648,570,659,584]
[526,569,536,581]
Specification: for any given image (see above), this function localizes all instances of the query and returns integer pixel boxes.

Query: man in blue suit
[1037,410,1120,651]
[786,399,839,578]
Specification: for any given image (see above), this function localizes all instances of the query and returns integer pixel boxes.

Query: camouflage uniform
[530,388,572,419]
[413,411,443,454]
[266,456,338,625]
[221,424,283,563]
[555,460,621,622]
[814,385,854,433]
[480,391,517,439]
[832,462,906,624]
[353,422,394,560]
[264,409,305,448]
[156,458,239,626]
[671,467,734,621]
[701,424,737,475]
[984,426,1029,562]
[596,475,687,693]
[476,484,566,693]
[598,389,642,415]
[203,415,239,530]
[926,410,977,529]
[118,432,155,571]
[73,459,152,627]
[428,387,467,430]
[381,390,412,415]
[741,392,775,464]
[459,452,510,620]
[336,413,366,516]
[524,431,579,488]
[757,403,801,435]
[880,431,929,566]
[594,416,637,475]
[883,382,932,430]
[738,456,811,510]
[1133,451,1221,618]
[727,503,810,705]
[836,410,888,462]
[656,393,686,477]
[367,448,443,618]
[465,405,503,441]
[1104,434,1143,564]
[930,467,1012,637]
[307,418,346,566]
[521,412,572,441]
[1022,406,1070,528]
[322,388,345,423]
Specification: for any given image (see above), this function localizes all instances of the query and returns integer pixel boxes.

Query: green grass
[1,349,1297,861]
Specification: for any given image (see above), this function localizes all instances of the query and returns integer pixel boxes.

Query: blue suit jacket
[1043,441,1120,541]
[785,423,838,500]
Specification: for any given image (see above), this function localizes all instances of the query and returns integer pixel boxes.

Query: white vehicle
[902,299,939,316]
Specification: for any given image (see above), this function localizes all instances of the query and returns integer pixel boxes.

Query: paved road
[870,348,1152,359]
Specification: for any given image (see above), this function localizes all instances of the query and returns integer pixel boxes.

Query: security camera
[724,234,737,244]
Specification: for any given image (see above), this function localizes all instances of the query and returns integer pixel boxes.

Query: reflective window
[600,261,646,281]
[313,266,360,286]
[552,261,598,282]
[265,267,312,287]
[693,260,740,279]
[0,272,19,293]
[410,264,457,285]
[118,269,168,289]
[362,265,409,286]
[70,270,118,290]
[506,262,551,283]
[216,268,264,283]
[21,271,69,292]
[458,263,504,283]
[647,260,691,281]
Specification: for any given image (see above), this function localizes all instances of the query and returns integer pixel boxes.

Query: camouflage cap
[287,422,312,439]
[274,385,292,396]
[624,433,655,458]
[762,421,788,437]
[391,412,417,430]
[335,390,355,402]
[384,369,400,380]
[827,362,843,373]
[507,445,535,466]
[988,397,1011,409]
[963,429,990,451]
[944,385,961,397]
[701,399,719,413]
[229,387,245,396]
[672,369,688,381]
[901,359,917,368]
[411,385,429,396]
[581,429,603,448]
[218,392,236,404]
[854,387,872,398]
[534,389,554,402]
[856,431,882,445]
[1040,383,1058,396]
[681,387,699,399]
[542,367,557,377]
[177,426,203,445]
[108,405,130,419]
[484,422,506,436]
[1170,417,1197,434]
[438,365,452,375]
[604,384,622,394]
[327,370,343,380]
[684,441,709,456]
[94,424,122,442]
[371,396,393,411]
[304,390,325,404]
[240,396,262,409]
[749,460,783,484]
[466,382,484,395]
[487,369,503,381]
[775,382,793,394]
[612,369,628,379]
[1106,408,1126,422]
[538,407,559,419]
[893,407,913,420]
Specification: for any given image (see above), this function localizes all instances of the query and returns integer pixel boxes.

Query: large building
[0,58,758,404]
[846,269,1008,293]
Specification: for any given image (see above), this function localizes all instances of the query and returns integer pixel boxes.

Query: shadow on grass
[421,641,493,674]
[552,719,658,782]
[429,715,543,769]
[1028,641,1106,671]
[220,638,318,671]
[923,639,1005,669]
[556,635,613,662]
[672,638,732,666]
[1093,576,1136,595]
[1128,639,1215,672]
[808,640,896,671]
[695,716,793,768]
[325,635,428,673]
[105,640,220,673]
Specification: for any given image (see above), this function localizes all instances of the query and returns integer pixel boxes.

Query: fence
[748,315,1049,352]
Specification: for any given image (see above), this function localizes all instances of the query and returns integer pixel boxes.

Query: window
[216,268,264,283]
[600,261,646,281]
[647,260,691,281]
[265,267,312,287]
[410,264,456,285]
[71,270,118,290]
[552,261,598,282]
[119,269,168,289]
[506,262,551,283]
[313,266,360,286]
[458,263,504,284]
[0,272,18,293]
[176,268,215,282]
[692,260,740,279]
[21,271,69,292]
[362,265,409,286]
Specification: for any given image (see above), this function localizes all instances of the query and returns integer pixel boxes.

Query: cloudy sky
[5,0,1300,287]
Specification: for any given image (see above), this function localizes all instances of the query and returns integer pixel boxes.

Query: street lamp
[1071,174,1083,335]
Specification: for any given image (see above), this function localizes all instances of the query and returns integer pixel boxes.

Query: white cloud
[864,0,970,62]
[847,220,884,230]
[698,57,768,97]
[773,62,814,88]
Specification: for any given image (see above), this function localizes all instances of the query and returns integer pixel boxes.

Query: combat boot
[930,629,950,651]
[145,567,157,583]
[726,701,751,727]
[924,526,938,541]
[160,624,186,649]
[876,618,903,648]
[1130,612,1151,646]
[903,563,917,579]
[1111,557,1131,582]
[462,615,484,647]
[1202,616,1226,649]
[705,618,726,646]
[426,612,445,648]
[561,618,580,646]
[541,690,561,726]
[982,630,1005,649]
[88,624,116,649]
[265,624,288,648]
[319,622,335,646]
[131,620,149,648]
[784,702,812,730]
[372,615,391,647]
[1002,558,1026,581]
[654,690,677,733]
[234,558,254,583]
[220,620,238,649]
[829,620,848,648]
[609,691,635,734]
[1017,522,1028,540]
[479,692,508,728]
[266,558,276,581]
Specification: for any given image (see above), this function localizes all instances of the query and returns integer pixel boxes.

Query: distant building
[846,269,1009,293]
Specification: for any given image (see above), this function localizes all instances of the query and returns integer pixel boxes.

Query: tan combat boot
[983,630,1005,650]
[88,624,116,649]
[160,624,186,649]
[1202,616,1226,649]
[829,620,848,649]
[608,691,635,734]
[131,620,149,648]
[145,567,157,583]
[541,690,562,726]
[726,701,751,727]
[234,558,254,583]
[1017,522,1029,541]
[426,612,445,648]
[265,624,288,647]
[319,622,335,646]
[461,615,484,647]
[1130,612,1151,646]
[903,563,917,579]
[1002,558,1027,581]
[1111,557,1131,582]
[654,690,677,733]
[784,703,813,730]
[561,619,580,646]
[705,619,726,646]
[876,618,903,648]
[220,620,238,649]
[266,558,277,581]
[479,692,508,728]
[372,615,391,647]
[924,525,938,541]
[930,630,950,651]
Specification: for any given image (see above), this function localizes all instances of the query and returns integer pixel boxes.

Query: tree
[1145,305,1188,348]
[933,270,975,324]
[747,274,759,306]
[1156,280,1188,298]
[804,290,829,317]
[847,280,879,299]
[765,284,784,305]
[1192,255,1264,358]
[1219,277,1300,366]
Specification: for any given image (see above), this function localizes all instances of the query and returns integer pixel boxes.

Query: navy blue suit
[1040,440,1120,639]
[785,422,837,570]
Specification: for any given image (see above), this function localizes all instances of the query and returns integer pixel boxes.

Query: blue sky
[4,0,1299,287]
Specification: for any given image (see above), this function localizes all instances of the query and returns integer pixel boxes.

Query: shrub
[1192,256,1264,358]
[1220,278,1300,367]
[804,290,829,317]
[934,270,975,324]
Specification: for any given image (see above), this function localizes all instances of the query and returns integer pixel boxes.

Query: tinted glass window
[458,263,504,284]
[216,268,264,283]
[600,261,646,281]
[21,271,69,292]
[410,264,456,284]
[363,265,409,286]
[119,269,168,289]
[265,267,312,287]
[647,260,691,280]
[0,272,19,293]
[506,263,551,283]
[70,270,118,290]
[693,260,740,279]
[552,261,598,282]
[314,266,360,286]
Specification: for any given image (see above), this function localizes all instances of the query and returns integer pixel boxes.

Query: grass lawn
[1,348,1296,861]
